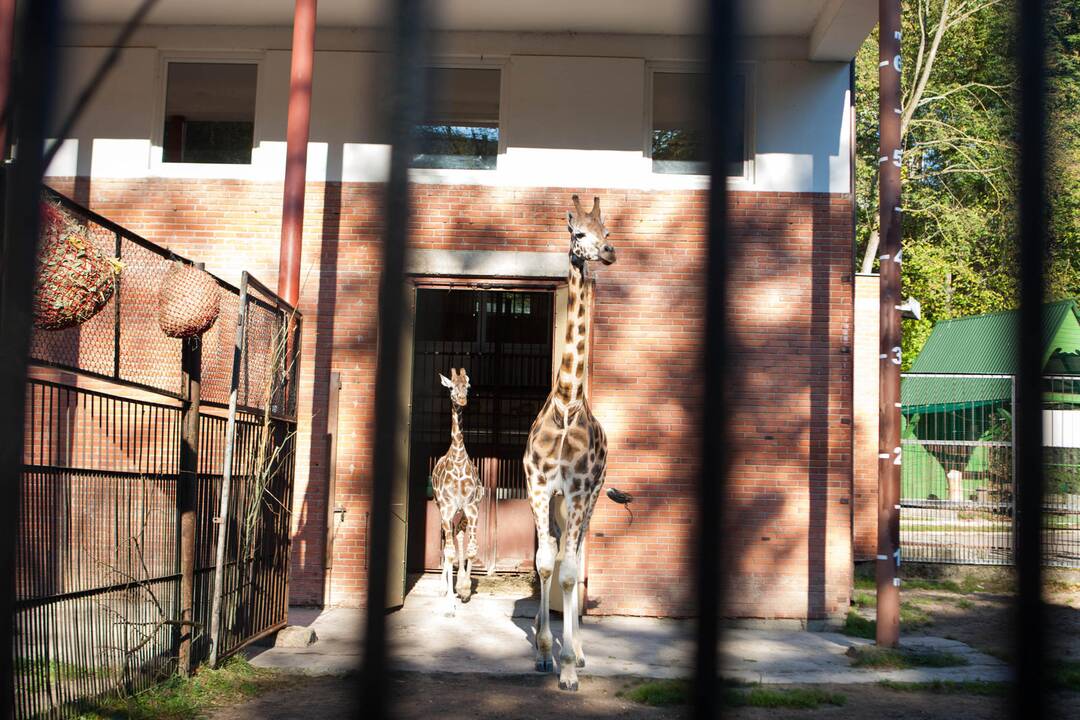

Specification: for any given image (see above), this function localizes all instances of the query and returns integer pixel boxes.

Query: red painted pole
[0,0,16,158]
[277,0,317,307]
[876,0,903,648]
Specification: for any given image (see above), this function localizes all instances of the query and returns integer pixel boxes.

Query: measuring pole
[876,0,903,648]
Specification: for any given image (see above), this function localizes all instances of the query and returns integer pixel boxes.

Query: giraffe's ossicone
[524,194,615,691]
[430,367,484,615]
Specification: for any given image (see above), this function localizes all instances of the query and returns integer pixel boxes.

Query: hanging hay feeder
[158,261,221,338]
[32,201,122,331]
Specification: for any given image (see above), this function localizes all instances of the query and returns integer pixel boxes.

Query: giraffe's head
[567,195,616,266]
[439,367,471,408]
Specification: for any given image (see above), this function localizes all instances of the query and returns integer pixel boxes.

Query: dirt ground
[210,672,1080,720]
[851,578,1080,662]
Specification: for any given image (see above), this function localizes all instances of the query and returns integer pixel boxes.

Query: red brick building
[47,0,875,622]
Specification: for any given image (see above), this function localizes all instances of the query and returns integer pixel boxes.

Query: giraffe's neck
[555,256,590,406]
[449,405,465,453]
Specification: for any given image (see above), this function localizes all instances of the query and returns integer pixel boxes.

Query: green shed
[901,300,1080,499]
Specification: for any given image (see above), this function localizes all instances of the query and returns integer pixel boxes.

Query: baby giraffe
[430,368,484,616]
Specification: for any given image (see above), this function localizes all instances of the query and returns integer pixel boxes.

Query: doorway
[405,287,555,575]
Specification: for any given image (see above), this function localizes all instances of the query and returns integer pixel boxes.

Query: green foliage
[856,1,1080,367]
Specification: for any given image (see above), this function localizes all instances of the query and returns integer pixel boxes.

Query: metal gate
[407,288,554,573]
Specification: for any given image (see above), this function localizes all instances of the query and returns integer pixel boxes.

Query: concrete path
[248,575,1010,685]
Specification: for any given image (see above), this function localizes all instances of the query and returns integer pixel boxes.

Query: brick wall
[45,177,854,619]
[853,274,880,561]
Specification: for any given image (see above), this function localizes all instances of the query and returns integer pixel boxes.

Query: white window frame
[408,56,508,183]
[643,61,755,188]
[150,51,265,179]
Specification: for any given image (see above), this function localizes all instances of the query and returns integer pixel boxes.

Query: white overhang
[67,0,877,60]
[809,0,879,61]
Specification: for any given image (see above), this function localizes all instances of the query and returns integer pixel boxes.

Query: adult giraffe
[523,195,615,691]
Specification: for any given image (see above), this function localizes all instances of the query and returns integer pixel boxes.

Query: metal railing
[12,191,300,718]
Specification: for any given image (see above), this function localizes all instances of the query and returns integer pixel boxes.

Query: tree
[855,0,1080,366]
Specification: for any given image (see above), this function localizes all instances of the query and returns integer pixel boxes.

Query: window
[162,62,257,164]
[651,71,746,177]
[413,68,500,170]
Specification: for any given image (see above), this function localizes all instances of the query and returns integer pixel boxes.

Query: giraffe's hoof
[558,679,579,692]
[535,658,554,673]
[576,656,586,668]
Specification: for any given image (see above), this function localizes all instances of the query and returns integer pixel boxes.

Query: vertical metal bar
[1014,0,1047,714]
[113,231,122,379]
[0,2,61,715]
[324,371,341,602]
[209,273,249,667]
[875,0,903,648]
[359,0,427,715]
[277,0,318,308]
[696,0,734,717]
[177,265,203,676]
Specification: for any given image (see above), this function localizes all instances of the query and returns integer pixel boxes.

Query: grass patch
[725,686,846,709]
[879,680,1007,695]
[72,656,286,720]
[841,610,876,639]
[619,679,690,707]
[1053,659,1080,691]
[847,645,969,670]
[620,680,845,710]
[852,591,876,608]
[841,602,932,639]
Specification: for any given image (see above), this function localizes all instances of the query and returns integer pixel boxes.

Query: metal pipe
[277,0,318,308]
[209,272,250,667]
[177,267,204,676]
[695,0,735,716]
[359,0,428,716]
[875,0,903,649]
[1014,0,1047,715]
[0,2,62,713]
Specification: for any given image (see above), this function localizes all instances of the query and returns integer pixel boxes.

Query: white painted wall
[46,27,852,193]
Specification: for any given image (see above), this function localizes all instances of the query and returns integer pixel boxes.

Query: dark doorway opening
[405,287,554,575]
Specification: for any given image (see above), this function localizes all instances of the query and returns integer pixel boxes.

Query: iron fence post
[208,272,249,667]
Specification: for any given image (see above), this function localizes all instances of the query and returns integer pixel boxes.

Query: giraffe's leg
[440,513,456,617]
[572,481,603,668]
[458,505,479,601]
[529,480,556,673]
[558,500,584,691]
[454,525,470,600]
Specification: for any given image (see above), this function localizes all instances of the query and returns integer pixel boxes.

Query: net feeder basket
[32,201,122,331]
[158,261,221,338]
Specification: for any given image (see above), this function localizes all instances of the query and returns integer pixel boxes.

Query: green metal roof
[902,300,1080,412]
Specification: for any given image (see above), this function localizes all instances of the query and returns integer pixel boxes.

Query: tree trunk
[860,228,881,274]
